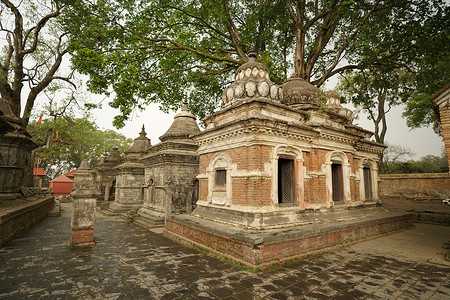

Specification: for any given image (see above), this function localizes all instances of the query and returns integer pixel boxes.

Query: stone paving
[0,208,449,299]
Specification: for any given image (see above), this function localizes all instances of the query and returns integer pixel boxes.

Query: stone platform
[164,209,414,270]
[134,208,165,228]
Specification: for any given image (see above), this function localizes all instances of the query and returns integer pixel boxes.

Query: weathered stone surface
[281,76,321,106]
[1,212,448,299]
[70,161,99,245]
[136,103,200,226]
[0,113,38,194]
[431,83,450,172]
[222,52,281,107]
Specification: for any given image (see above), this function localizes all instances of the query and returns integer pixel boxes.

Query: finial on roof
[248,50,257,62]
[182,99,189,112]
[79,160,90,170]
[140,124,146,135]
[138,124,148,139]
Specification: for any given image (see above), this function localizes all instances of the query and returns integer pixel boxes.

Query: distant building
[33,168,47,188]
[49,171,76,196]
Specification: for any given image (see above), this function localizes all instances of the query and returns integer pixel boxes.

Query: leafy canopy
[62,0,421,128]
[338,0,449,142]
[0,0,75,128]
[29,114,133,178]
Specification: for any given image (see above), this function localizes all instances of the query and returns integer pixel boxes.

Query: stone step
[134,212,165,229]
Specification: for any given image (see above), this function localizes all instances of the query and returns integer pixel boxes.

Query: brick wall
[0,196,55,247]
[165,214,414,270]
[198,145,273,207]
[379,173,450,198]
[440,105,450,171]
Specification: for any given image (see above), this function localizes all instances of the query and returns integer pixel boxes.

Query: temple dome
[281,76,321,106]
[222,52,282,106]
[125,125,151,155]
[159,102,201,142]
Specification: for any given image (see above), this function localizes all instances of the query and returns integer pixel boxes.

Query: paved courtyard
[0,205,449,299]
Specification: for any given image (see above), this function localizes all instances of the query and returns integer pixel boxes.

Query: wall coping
[380,173,450,180]
[0,196,54,220]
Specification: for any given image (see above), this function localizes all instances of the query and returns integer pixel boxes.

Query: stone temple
[187,54,383,228]
[74,53,413,268]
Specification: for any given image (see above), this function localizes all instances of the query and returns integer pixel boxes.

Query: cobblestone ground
[0,212,449,299]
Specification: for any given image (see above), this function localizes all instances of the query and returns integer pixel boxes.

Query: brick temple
[163,54,413,268]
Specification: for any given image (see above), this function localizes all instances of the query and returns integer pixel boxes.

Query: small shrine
[93,146,121,203]
[106,126,151,215]
[135,102,200,227]
[0,99,37,198]
[187,53,384,228]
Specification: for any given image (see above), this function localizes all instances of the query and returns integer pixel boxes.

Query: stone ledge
[164,212,414,270]
[192,203,385,229]
[414,211,450,225]
[0,196,54,247]
[380,173,450,180]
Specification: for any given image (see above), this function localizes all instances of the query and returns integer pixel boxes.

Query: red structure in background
[64,169,77,180]
[49,170,77,196]
[33,168,47,188]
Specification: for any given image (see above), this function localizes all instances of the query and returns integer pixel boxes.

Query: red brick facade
[441,105,450,171]
[379,173,450,198]
[70,228,95,245]
[199,145,375,210]
[164,214,414,270]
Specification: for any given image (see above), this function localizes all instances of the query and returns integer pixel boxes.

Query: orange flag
[36,115,42,126]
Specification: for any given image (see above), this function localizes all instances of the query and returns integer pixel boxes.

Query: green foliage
[401,3,450,131]
[382,145,449,174]
[29,115,133,178]
[339,0,449,141]
[61,0,428,127]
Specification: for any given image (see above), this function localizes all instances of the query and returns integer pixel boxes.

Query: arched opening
[325,151,350,205]
[331,162,344,202]
[272,145,304,207]
[363,165,373,201]
[278,157,295,204]
[109,180,116,201]
[207,153,232,206]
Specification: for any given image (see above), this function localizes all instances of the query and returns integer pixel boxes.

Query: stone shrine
[93,146,121,203]
[106,126,151,215]
[70,160,99,245]
[135,103,200,228]
[189,53,384,228]
[431,83,450,171]
[0,98,38,198]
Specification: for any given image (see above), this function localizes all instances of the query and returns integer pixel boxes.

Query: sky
[92,95,445,161]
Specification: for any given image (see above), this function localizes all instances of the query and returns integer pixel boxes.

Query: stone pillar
[70,160,99,245]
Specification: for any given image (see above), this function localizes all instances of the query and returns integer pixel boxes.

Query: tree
[338,68,411,145]
[0,0,76,129]
[402,5,450,132]
[339,1,449,143]
[62,0,419,128]
[29,114,133,178]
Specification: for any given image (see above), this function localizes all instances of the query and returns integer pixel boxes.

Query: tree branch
[22,5,60,55]
[315,0,382,86]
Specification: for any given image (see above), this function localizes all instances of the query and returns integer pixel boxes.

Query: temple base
[164,211,414,270]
